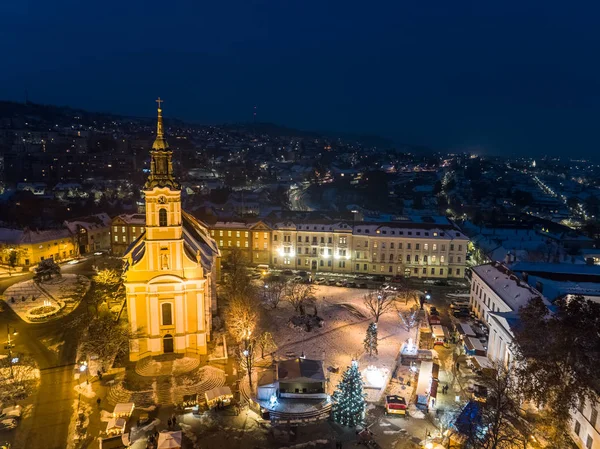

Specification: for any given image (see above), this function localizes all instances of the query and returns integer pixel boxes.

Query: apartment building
[209,220,272,265]
[270,220,468,278]
[111,214,146,256]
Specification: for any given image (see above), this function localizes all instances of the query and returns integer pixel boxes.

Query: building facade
[0,228,76,267]
[64,213,112,254]
[111,214,146,256]
[209,220,272,265]
[122,102,219,361]
[270,220,468,278]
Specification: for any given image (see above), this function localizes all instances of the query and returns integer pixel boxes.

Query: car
[450,302,469,309]
[355,274,367,280]
[0,407,21,421]
[429,307,439,316]
[293,276,303,282]
[453,309,470,318]
[358,283,369,289]
[434,280,449,286]
[67,258,81,265]
[297,271,308,277]
[0,419,17,431]
[346,282,358,288]
[282,270,293,276]
[335,281,345,287]
[314,278,326,285]
[326,279,337,286]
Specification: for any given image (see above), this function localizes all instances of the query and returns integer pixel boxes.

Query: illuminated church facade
[123,99,220,361]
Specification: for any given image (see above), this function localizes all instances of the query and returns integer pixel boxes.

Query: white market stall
[105,417,127,437]
[205,386,233,408]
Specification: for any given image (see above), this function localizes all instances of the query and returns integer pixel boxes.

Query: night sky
[2,0,599,158]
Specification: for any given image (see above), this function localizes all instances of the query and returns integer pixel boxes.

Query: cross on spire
[156,97,164,109]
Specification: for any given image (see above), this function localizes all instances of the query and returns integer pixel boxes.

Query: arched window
[159,208,168,227]
[161,302,173,326]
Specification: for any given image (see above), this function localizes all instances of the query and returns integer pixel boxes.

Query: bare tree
[79,315,139,369]
[284,281,316,315]
[221,248,257,306]
[256,331,277,359]
[0,355,39,405]
[263,276,287,309]
[224,296,259,343]
[88,268,125,317]
[363,288,396,323]
[238,338,258,391]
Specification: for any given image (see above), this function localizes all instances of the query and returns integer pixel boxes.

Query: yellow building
[111,214,146,256]
[122,100,220,361]
[210,220,272,265]
[0,228,76,267]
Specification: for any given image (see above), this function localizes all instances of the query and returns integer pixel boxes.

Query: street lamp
[6,325,17,379]
[79,360,89,384]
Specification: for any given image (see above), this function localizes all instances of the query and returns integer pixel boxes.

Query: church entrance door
[163,334,174,353]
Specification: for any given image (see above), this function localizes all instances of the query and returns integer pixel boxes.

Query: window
[448,268,453,275]
[274,257,278,264]
[228,231,232,237]
[586,435,593,449]
[450,244,455,251]
[406,254,411,263]
[298,236,302,242]
[423,255,428,263]
[441,244,446,251]
[424,243,428,250]
[440,268,443,275]
[398,243,403,249]
[132,226,136,233]
[228,241,232,246]
[416,243,420,250]
[263,232,268,238]
[390,242,394,249]
[113,226,118,232]
[457,256,462,263]
[449,255,454,263]
[297,258,301,265]
[121,226,125,233]
[328,260,332,267]
[245,231,248,237]
[114,235,118,242]
[456,269,460,276]
[422,267,426,274]
[220,230,223,236]
[219,240,223,246]
[264,242,268,249]
[413,267,418,274]
[431,268,435,275]
[415,255,419,262]
[440,255,445,263]
[236,231,240,237]
[274,235,278,241]
[320,237,325,243]
[407,243,411,250]
[432,244,437,251]
[458,245,463,251]
[254,232,259,238]
[122,236,126,242]
[159,209,167,226]
[356,263,360,270]
[161,303,173,326]
[328,237,332,244]
[574,421,581,436]
[364,264,367,270]
[340,237,347,244]
[432,255,436,263]
[245,241,249,248]
[591,409,598,428]
[236,241,240,247]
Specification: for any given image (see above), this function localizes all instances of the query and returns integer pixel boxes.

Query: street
[0,257,103,448]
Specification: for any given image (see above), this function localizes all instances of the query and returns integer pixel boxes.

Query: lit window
[220,230,223,236]
[228,231,232,237]
[113,226,118,232]
[236,241,240,247]
[424,243,428,250]
[132,227,136,233]
[236,231,240,237]
[114,236,118,242]
[441,256,445,263]
[264,242,267,249]
[122,236,126,242]
[433,244,437,251]
[219,240,223,246]
[264,232,268,238]
[122,226,125,233]
[159,209,167,226]
[245,241,249,248]
[245,231,249,237]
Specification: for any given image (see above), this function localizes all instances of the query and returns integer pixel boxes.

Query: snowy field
[264,285,415,402]
[2,274,90,322]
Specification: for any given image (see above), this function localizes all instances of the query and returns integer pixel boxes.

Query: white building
[469,262,600,449]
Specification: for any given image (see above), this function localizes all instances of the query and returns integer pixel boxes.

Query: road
[288,184,313,211]
[0,257,108,449]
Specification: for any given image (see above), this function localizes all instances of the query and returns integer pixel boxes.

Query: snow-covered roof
[472,263,542,311]
[157,431,182,449]
[64,213,111,233]
[112,214,146,225]
[510,262,600,277]
[277,358,325,382]
[526,275,600,303]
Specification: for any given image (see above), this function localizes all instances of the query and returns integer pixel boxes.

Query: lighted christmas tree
[332,360,366,427]
[363,322,378,356]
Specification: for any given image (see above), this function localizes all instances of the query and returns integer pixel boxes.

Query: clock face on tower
[158,196,167,204]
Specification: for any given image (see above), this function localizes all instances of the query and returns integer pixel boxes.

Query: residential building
[111,214,146,256]
[209,220,272,265]
[0,228,76,266]
[122,102,220,361]
[64,213,112,254]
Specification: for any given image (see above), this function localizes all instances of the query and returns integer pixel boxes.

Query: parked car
[293,276,304,282]
[434,280,449,286]
[297,271,308,277]
[0,419,17,432]
[453,309,470,318]
[335,281,345,287]
[346,282,358,288]
[0,407,20,421]
[358,283,369,289]
[429,307,439,316]
[326,279,337,286]
[314,278,326,285]
[282,270,294,276]
[450,302,469,309]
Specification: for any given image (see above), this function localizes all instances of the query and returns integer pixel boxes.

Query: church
[122,99,220,361]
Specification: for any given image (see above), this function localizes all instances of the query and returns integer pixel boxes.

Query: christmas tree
[363,322,378,356]
[332,360,366,427]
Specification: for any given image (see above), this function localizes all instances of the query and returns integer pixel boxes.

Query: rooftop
[278,358,325,382]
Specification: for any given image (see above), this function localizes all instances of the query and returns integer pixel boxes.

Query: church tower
[123,99,220,362]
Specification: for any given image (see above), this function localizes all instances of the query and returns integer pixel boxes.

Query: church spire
[145,98,180,190]
[152,97,168,150]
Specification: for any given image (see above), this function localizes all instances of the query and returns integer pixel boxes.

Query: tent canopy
[157,431,182,449]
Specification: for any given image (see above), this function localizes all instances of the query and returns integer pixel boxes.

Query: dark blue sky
[1,0,599,158]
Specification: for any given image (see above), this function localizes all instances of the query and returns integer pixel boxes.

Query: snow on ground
[74,382,96,398]
[2,274,90,322]
[265,285,412,401]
